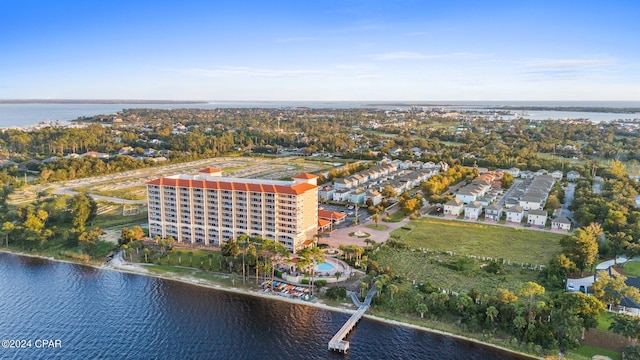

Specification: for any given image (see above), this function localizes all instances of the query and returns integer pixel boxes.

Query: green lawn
[596,311,615,332]
[79,185,148,200]
[568,345,621,360]
[390,217,563,265]
[383,209,410,223]
[92,207,148,229]
[366,224,387,231]
[622,260,640,277]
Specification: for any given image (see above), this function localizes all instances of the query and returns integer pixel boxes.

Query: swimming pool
[315,262,336,272]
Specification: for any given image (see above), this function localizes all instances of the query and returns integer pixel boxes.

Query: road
[559,182,576,219]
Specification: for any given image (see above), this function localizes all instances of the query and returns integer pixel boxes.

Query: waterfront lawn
[390,217,563,265]
[568,345,621,360]
[371,247,539,295]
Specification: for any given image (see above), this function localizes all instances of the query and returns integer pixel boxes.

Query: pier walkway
[328,285,376,353]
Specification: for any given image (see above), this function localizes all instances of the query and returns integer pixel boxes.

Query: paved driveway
[320,218,410,248]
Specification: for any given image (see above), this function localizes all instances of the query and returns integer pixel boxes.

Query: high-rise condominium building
[146,168,318,253]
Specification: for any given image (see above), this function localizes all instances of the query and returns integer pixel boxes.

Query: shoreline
[0,248,540,359]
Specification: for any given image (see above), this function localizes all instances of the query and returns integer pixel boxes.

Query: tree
[143,247,150,263]
[334,271,342,281]
[501,172,514,189]
[560,227,599,276]
[358,281,368,298]
[608,232,632,265]
[389,284,398,301]
[78,227,104,255]
[609,314,640,346]
[381,185,398,199]
[591,270,640,309]
[187,251,193,266]
[486,306,498,324]
[2,221,14,246]
[416,303,428,319]
[68,193,95,232]
[230,272,238,286]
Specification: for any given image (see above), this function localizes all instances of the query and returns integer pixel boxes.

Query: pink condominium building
[146,168,319,253]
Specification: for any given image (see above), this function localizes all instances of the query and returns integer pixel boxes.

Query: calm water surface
[0,253,529,359]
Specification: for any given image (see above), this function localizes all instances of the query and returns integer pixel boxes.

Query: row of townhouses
[321,160,444,205]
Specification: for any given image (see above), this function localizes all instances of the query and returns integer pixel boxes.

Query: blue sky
[1,0,638,101]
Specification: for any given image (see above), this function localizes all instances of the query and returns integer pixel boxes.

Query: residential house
[348,189,366,204]
[519,194,543,211]
[551,215,572,231]
[484,204,503,222]
[567,170,581,182]
[551,170,563,181]
[464,201,483,220]
[444,199,464,217]
[366,190,383,206]
[527,209,548,228]
[332,189,351,202]
[505,205,525,224]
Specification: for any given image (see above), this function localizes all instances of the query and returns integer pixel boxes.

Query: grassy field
[568,345,621,360]
[621,260,640,277]
[372,247,541,294]
[596,311,615,332]
[93,206,148,229]
[81,185,148,200]
[390,217,563,265]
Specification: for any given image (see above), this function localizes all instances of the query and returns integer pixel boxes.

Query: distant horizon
[1,99,640,105]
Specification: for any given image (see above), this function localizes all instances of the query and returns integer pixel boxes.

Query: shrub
[315,280,327,287]
[484,260,504,274]
[301,279,310,285]
[325,287,347,300]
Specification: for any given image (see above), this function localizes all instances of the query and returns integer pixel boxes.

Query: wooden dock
[327,305,369,353]
[328,286,376,353]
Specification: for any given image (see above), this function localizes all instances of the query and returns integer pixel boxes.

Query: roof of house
[486,203,502,211]
[445,198,463,206]
[506,205,524,213]
[292,173,318,179]
[465,201,482,209]
[318,209,347,220]
[528,209,548,216]
[552,215,571,224]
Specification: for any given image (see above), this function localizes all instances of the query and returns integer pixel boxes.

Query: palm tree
[416,303,428,318]
[486,306,499,324]
[334,271,342,282]
[3,221,15,247]
[230,272,238,286]
[389,284,398,300]
[208,253,214,270]
[177,251,183,266]
[358,282,368,298]
[187,251,193,267]
[143,248,150,263]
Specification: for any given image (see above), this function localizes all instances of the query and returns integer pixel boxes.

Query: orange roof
[302,239,313,246]
[146,177,317,195]
[293,173,318,179]
[199,168,222,174]
[318,219,331,227]
[318,209,346,220]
